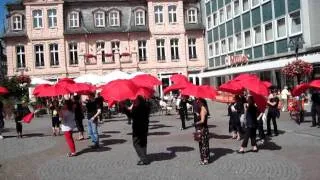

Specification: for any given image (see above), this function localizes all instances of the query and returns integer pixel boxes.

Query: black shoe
[311,125,316,127]
[274,133,278,136]
[91,144,100,149]
[137,160,150,165]
[266,133,272,136]
[237,150,245,154]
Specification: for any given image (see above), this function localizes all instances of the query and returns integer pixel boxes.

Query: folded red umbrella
[136,87,155,99]
[163,83,190,94]
[181,84,217,100]
[101,79,139,102]
[292,83,310,97]
[219,81,243,94]
[262,81,272,88]
[131,74,162,88]
[22,112,35,124]
[66,83,96,94]
[35,84,70,97]
[309,80,320,89]
[0,86,9,95]
[170,74,189,85]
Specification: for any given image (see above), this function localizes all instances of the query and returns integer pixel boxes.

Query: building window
[109,11,120,26]
[208,44,214,57]
[135,10,145,26]
[277,18,286,38]
[213,13,218,26]
[228,37,234,52]
[252,0,260,7]
[289,11,302,35]
[94,11,105,27]
[264,22,273,42]
[16,46,25,68]
[253,26,262,44]
[34,44,44,67]
[96,42,105,63]
[187,8,197,23]
[138,40,147,61]
[156,39,165,61]
[234,0,240,16]
[244,30,251,47]
[243,0,250,12]
[69,43,78,65]
[221,39,227,54]
[32,10,43,28]
[188,38,197,59]
[111,41,120,53]
[69,12,79,28]
[207,15,212,29]
[219,9,225,23]
[154,6,163,24]
[215,42,220,55]
[49,44,59,66]
[12,15,22,30]
[170,39,179,60]
[168,5,177,23]
[236,33,242,49]
[48,9,57,28]
[226,5,232,20]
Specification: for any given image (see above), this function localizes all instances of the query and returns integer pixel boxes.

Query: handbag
[193,130,202,142]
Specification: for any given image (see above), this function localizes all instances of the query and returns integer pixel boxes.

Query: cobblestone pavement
[1,103,320,180]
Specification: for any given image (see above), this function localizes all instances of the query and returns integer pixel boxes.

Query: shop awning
[199,53,320,78]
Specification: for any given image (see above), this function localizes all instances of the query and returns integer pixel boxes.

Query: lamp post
[288,36,304,60]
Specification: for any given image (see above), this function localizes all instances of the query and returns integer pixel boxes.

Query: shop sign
[225,55,248,66]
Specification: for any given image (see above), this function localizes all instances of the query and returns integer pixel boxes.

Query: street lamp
[288,36,304,59]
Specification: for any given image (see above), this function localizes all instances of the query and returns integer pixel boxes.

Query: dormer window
[12,15,22,31]
[69,11,79,28]
[135,10,145,26]
[94,11,105,27]
[109,11,120,27]
[32,10,43,28]
[187,8,197,23]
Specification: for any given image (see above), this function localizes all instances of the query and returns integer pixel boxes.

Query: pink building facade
[4,0,205,94]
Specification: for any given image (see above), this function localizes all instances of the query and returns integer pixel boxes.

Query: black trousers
[133,135,148,162]
[75,118,84,132]
[257,117,265,139]
[16,122,22,133]
[311,105,320,125]
[179,109,186,129]
[267,114,278,135]
[241,128,257,148]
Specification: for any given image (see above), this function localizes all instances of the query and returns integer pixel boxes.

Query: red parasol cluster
[291,79,320,97]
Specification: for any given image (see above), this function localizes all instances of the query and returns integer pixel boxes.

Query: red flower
[84,54,96,59]
[282,59,313,78]
[105,53,113,57]
[120,52,131,57]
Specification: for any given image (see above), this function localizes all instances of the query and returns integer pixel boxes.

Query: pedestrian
[192,97,199,128]
[119,100,132,124]
[311,89,320,127]
[195,98,210,165]
[50,100,60,136]
[86,93,101,149]
[238,95,258,153]
[74,95,85,140]
[280,86,290,112]
[266,90,280,136]
[130,96,151,165]
[228,95,242,140]
[178,95,188,130]
[0,101,4,140]
[60,100,77,157]
[14,101,30,138]
[95,93,104,123]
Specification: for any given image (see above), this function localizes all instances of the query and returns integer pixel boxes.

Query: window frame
[16,45,25,68]
[207,14,213,30]
[138,40,147,62]
[156,39,165,61]
[96,41,106,63]
[109,10,120,27]
[187,8,197,24]
[226,4,233,21]
[233,0,241,17]
[235,32,243,50]
[69,43,78,65]
[228,36,234,52]
[12,14,23,31]
[47,9,57,28]
[221,39,227,55]
[264,21,274,43]
[208,43,214,58]
[244,29,252,47]
[188,38,197,59]
[289,10,302,36]
[253,25,262,45]
[276,17,287,40]
[215,41,220,56]
[69,11,79,28]
[135,10,145,26]
[170,38,179,60]
[94,11,106,27]
[34,44,45,67]
[242,0,251,13]
[32,9,43,29]
[251,0,260,8]
[219,8,225,24]
[154,5,164,24]
[168,5,177,24]
[49,43,59,66]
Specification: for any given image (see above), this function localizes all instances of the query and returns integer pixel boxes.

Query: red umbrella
[136,87,155,99]
[101,79,139,102]
[57,78,75,86]
[131,74,162,88]
[219,81,243,94]
[170,74,189,85]
[163,83,190,94]
[262,81,272,88]
[233,73,259,81]
[33,84,52,95]
[234,74,269,97]
[292,83,310,97]
[0,86,9,94]
[250,92,267,112]
[35,84,70,97]
[22,112,35,124]
[181,84,217,100]
[66,83,96,94]
[309,80,320,89]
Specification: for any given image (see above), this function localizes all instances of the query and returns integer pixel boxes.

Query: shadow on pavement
[149,120,160,124]
[5,133,47,138]
[149,124,173,130]
[102,131,121,134]
[259,140,282,151]
[77,146,112,155]
[101,139,127,146]
[148,152,176,162]
[148,132,171,136]
[166,146,195,153]
[207,124,217,128]
[209,132,232,139]
[104,118,129,123]
[99,134,111,139]
[210,148,234,162]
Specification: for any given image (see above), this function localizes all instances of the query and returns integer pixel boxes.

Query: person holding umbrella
[266,90,280,136]
[228,95,243,141]
[14,101,30,138]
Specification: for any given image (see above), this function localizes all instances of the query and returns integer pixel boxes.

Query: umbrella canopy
[102,70,131,84]
[219,81,243,94]
[34,84,70,97]
[33,84,52,95]
[101,79,139,102]
[170,74,189,85]
[66,83,96,94]
[234,74,269,97]
[292,83,310,97]
[250,92,267,112]
[262,81,272,88]
[131,74,162,88]
[74,74,103,85]
[31,77,54,85]
[57,78,75,86]
[233,73,259,81]
[163,83,190,94]
[136,87,155,99]
[181,84,217,100]
[0,86,9,95]
[129,71,147,79]
[309,80,320,89]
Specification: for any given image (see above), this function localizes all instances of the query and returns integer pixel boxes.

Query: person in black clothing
[0,101,4,139]
[238,96,258,153]
[192,98,199,128]
[86,93,101,149]
[178,95,188,130]
[95,93,104,123]
[14,102,30,138]
[74,95,85,140]
[311,89,320,127]
[266,90,280,136]
[228,95,243,140]
[129,96,151,165]
[50,100,60,136]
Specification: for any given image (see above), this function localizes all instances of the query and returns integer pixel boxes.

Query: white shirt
[60,110,76,132]
[281,89,289,99]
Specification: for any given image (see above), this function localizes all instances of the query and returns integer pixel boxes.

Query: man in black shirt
[95,93,104,123]
[266,90,280,136]
[86,93,101,149]
[311,89,320,127]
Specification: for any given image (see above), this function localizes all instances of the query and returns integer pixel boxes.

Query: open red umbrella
[57,78,75,86]
[163,83,190,94]
[66,83,96,94]
[131,74,162,88]
[250,92,267,112]
[170,74,189,85]
[136,87,155,99]
[292,83,310,97]
[22,112,35,124]
[262,81,272,88]
[35,84,70,97]
[233,73,259,81]
[181,84,217,100]
[309,80,320,89]
[33,84,52,95]
[234,74,269,97]
[219,81,243,94]
[101,79,139,102]
[0,86,9,95]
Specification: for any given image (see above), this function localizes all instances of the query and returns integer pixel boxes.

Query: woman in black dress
[238,95,258,153]
[74,95,84,140]
[195,98,210,165]
[130,96,151,165]
[228,95,243,140]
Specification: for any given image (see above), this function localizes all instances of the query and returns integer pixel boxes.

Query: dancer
[50,100,60,136]
[74,95,85,140]
[266,90,280,136]
[86,93,101,149]
[130,96,151,165]
[195,98,210,165]
[238,95,258,153]
[14,101,30,138]
[178,95,188,130]
[60,100,77,157]
[228,95,242,140]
